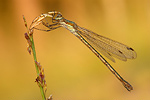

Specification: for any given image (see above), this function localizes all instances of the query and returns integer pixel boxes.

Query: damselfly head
[48,11,63,20]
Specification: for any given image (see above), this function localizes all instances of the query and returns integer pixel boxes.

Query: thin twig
[23,15,46,100]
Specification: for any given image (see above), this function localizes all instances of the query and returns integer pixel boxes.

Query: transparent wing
[77,26,137,62]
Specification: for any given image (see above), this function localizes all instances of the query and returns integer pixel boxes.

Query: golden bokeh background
[0,0,150,100]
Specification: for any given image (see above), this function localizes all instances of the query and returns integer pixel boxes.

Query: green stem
[23,15,46,100]
[30,37,39,75]
[30,36,46,100]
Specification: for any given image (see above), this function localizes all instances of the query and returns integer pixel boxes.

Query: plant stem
[23,15,46,100]
[30,36,46,100]
[30,37,39,74]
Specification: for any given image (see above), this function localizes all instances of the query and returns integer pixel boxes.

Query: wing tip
[126,47,137,59]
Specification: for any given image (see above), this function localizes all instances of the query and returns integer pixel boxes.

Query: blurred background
[0,0,150,100]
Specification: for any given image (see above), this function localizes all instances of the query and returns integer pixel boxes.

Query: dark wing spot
[118,50,123,54]
[108,52,111,56]
[127,47,134,51]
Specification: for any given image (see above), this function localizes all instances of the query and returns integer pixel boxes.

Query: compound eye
[56,14,62,18]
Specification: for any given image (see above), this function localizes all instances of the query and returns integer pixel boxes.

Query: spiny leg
[33,14,61,32]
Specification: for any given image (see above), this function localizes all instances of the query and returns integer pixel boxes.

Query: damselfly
[30,11,137,91]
